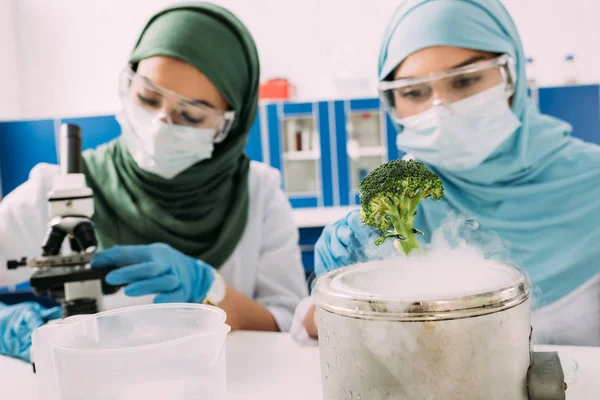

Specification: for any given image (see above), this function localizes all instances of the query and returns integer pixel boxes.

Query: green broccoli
[358,159,444,256]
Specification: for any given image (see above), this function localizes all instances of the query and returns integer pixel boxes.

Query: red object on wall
[259,78,296,100]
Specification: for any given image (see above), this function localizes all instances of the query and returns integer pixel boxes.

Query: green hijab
[82,2,260,268]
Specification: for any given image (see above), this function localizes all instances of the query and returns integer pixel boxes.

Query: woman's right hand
[314,210,382,277]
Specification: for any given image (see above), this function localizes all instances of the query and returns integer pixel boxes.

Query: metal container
[313,258,533,400]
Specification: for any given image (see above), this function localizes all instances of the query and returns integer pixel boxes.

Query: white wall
[7,0,600,120]
[0,0,23,119]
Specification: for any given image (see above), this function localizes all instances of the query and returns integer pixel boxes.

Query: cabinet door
[334,98,392,205]
[265,101,335,208]
[0,119,56,196]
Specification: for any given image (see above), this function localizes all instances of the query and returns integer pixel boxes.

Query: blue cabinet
[538,85,600,145]
[0,120,56,197]
[332,98,401,206]
[263,101,335,208]
[2,86,600,286]
[1,85,599,200]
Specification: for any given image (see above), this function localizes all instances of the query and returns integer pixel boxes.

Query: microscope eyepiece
[60,124,82,175]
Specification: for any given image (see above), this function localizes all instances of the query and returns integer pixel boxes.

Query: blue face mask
[396,84,521,171]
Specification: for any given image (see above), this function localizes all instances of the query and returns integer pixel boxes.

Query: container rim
[48,303,231,354]
[313,261,530,321]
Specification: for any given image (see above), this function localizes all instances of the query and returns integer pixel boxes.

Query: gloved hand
[0,302,62,362]
[314,209,385,277]
[91,243,215,304]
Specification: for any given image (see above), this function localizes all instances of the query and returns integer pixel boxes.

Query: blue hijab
[378,0,600,308]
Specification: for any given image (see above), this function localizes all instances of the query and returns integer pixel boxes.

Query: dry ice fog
[356,212,533,300]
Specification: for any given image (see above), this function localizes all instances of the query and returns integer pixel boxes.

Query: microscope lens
[42,227,67,256]
[73,222,98,253]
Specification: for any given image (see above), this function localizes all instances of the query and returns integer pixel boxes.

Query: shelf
[286,191,320,197]
[283,151,320,161]
[357,146,385,157]
[347,144,386,160]
[292,206,361,228]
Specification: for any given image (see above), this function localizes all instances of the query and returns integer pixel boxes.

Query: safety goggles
[379,54,516,120]
[119,67,235,143]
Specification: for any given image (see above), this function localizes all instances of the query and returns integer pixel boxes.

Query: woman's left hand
[91,243,215,304]
[0,302,62,362]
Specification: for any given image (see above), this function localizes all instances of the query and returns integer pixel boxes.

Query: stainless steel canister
[313,259,532,400]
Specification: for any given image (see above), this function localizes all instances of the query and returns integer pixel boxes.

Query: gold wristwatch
[204,270,226,306]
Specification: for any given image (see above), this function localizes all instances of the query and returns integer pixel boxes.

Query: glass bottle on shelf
[526,57,536,87]
[526,56,539,107]
[562,54,579,85]
[282,116,320,196]
[347,110,386,199]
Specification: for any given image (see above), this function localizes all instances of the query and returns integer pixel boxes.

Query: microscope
[7,124,119,317]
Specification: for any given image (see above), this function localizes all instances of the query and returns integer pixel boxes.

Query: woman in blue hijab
[291,0,600,346]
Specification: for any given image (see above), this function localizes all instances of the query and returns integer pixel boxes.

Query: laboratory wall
[4,0,600,120]
[0,0,23,119]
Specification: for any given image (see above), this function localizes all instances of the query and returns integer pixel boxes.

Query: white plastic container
[32,303,230,400]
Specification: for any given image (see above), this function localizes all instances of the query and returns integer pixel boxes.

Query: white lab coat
[0,161,308,332]
[291,274,600,346]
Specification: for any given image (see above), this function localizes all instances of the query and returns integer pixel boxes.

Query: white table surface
[3,331,599,399]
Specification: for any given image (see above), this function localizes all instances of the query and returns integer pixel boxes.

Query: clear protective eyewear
[119,67,235,143]
[379,54,516,120]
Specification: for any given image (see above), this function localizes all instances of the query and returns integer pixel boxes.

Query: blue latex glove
[0,302,62,362]
[91,243,215,304]
[314,209,385,277]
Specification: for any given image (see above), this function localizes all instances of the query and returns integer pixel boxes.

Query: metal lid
[313,257,530,321]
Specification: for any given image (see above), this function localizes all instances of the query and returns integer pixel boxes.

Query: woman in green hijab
[0,2,308,361]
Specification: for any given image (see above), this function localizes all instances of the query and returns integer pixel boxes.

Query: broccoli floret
[358,159,444,256]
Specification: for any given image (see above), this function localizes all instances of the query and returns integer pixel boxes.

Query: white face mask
[117,102,217,179]
[396,84,521,171]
